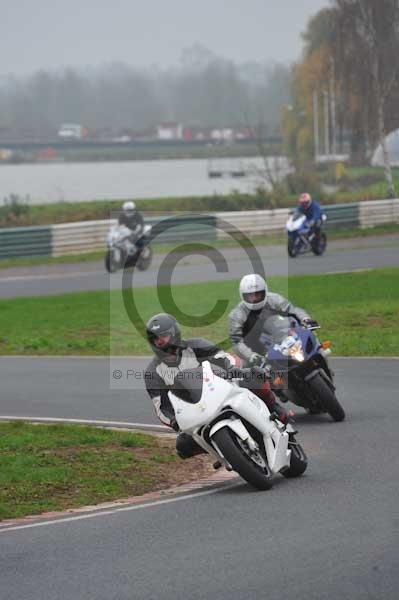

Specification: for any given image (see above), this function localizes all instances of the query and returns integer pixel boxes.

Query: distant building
[210,128,234,143]
[157,121,183,140]
[58,124,88,140]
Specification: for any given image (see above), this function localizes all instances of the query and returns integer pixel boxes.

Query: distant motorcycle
[168,360,307,490]
[105,224,153,273]
[286,212,327,258]
[260,316,345,422]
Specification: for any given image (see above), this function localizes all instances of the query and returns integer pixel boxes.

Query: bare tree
[336,0,399,197]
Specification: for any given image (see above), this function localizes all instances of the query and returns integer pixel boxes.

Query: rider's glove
[249,352,264,367]
[251,365,272,381]
[170,418,180,432]
[301,317,312,326]
[301,318,319,329]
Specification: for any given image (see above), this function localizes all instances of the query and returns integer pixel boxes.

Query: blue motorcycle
[286,212,327,258]
[260,316,345,422]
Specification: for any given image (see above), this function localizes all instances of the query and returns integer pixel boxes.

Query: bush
[284,171,322,197]
[0,194,31,224]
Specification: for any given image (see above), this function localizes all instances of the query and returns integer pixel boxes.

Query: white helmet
[239,274,268,310]
[123,201,136,215]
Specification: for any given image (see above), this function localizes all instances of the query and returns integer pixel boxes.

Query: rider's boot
[253,384,294,424]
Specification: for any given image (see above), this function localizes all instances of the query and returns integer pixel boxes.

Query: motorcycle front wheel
[212,427,273,490]
[105,249,119,273]
[308,373,345,422]
[287,237,299,258]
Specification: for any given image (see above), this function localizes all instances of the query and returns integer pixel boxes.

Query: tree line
[0,45,290,140]
[283,0,399,196]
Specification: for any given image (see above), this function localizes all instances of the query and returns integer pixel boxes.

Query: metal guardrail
[0,199,398,260]
[52,219,117,257]
[146,214,217,245]
[323,203,360,230]
[0,225,52,259]
[51,214,217,257]
[359,199,399,228]
[216,209,290,239]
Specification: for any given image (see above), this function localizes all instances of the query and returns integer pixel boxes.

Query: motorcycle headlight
[281,340,305,362]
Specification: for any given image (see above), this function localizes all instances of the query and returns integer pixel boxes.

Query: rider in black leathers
[144,313,288,459]
[118,201,144,251]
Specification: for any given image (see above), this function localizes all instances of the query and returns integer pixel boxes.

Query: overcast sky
[0,0,329,76]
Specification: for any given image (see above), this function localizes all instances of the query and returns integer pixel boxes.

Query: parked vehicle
[168,360,308,490]
[260,316,345,422]
[105,224,153,273]
[286,212,327,258]
[58,123,88,140]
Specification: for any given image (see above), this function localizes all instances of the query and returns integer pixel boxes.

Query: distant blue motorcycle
[286,212,327,258]
[260,316,345,422]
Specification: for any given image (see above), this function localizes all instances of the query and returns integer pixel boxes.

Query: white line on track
[0,416,168,431]
[0,271,100,283]
[324,268,374,275]
[0,482,240,534]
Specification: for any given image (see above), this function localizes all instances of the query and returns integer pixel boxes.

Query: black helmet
[146,313,184,365]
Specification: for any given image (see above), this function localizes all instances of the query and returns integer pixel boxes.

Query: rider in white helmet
[229,274,312,366]
[118,200,145,249]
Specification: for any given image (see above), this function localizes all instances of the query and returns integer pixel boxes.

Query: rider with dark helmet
[144,313,289,459]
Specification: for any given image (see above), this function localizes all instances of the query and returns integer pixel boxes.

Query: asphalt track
[1,358,398,599]
[1,234,399,298]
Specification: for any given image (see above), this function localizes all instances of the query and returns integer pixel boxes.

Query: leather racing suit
[144,337,280,458]
[229,293,311,364]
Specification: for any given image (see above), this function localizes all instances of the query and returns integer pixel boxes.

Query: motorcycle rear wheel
[212,427,273,490]
[308,373,345,422]
[311,232,327,256]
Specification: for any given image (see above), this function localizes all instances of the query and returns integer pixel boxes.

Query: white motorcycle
[169,361,307,490]
[105,224,153,273]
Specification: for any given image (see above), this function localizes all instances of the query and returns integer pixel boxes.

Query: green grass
[0,267,398,356]
[0,422,180,520]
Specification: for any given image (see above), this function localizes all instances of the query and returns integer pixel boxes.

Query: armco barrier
[147,214,217,244]
[216,209,290,239]
[359,199,399,228]
[0,225,52,259]
[216,204,359,238]
[51,214,217,257]
[1,200,398,260]
[323,203,359,230]
[52,219,117,257]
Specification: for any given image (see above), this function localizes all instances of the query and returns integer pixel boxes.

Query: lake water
[0,157,288,205]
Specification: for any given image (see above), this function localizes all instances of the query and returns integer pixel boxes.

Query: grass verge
[1,223,399,270]
[0,422,212,521]
[0,267,398,356]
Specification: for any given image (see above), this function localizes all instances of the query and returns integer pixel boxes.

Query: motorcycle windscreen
[172,367,204,404]
[260,315,295,347]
